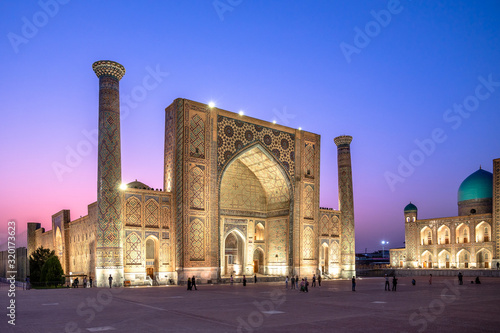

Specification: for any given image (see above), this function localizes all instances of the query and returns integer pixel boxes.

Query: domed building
[391,163,500,270]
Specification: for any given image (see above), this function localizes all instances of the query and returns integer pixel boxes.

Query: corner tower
[92,60,126,287]
[404,202,418,268]
[334,135,355,278]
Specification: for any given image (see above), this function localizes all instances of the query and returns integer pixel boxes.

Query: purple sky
[1,1,499,253]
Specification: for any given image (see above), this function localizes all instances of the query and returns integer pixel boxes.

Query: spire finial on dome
[480,165,482,169]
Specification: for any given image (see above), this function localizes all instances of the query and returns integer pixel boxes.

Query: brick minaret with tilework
[334,135,356,278]
[92,60,126,287]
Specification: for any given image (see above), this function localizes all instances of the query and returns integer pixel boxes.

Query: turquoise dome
[457,169,493,202]
[404,202,417,212]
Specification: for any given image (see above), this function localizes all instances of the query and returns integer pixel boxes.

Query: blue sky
[1,0,499,252]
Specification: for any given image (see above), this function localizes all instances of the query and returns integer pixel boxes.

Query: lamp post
[381,241,389,258]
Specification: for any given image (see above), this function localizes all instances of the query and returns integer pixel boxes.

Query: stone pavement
[2,276,500,332]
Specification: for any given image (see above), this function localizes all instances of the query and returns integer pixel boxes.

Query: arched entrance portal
[224,231,245,275]
[145,237,159,281]
[219,144,292,277]
[253,248,264,274]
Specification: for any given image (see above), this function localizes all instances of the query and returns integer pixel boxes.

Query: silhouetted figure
[254,274,257,284]
[291,276,295,289]
[392,276,398,291]
[352,276,356,291]
[384,274,390,291]
[305,277,309,292]
[192,276,198,290]
[458,272,463,285]
[108,275,113,288]
[429,274,432,285]
[411,279,416,286]
[243,275,247,286]
[187,277,192,290]
[318,274,322,287]
[475,276,481,284]
[89,276,93,288]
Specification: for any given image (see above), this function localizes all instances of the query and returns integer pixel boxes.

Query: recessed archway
[219,144,293,277]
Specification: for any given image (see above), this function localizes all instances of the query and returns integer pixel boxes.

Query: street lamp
[381,241,389,258]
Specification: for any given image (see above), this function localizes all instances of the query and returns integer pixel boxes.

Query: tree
[29,246,55,284]
[40,256,64,287]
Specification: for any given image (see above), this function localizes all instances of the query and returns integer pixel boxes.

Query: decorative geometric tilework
[162,206,171,229]
[331,216,339,236]
[189,166,204,210]
[303,226,314,259]
[145,199,159,228]
[189,219,204,261]
[217,116,295,178]
[125,232,141,265]
[330,240,340,263]
[304,185,314,219]
[320,215,329,236]
[126,197,141,226]
[304,142,315,178]
[190,114,205,158]
[268,219,287,262]
[161,242,170,265]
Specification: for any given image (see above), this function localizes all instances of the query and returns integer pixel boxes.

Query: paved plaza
[2,276,500,332]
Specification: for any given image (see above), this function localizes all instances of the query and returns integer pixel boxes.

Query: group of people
[284,274,321,292]
[186,276,198,290]
[384,274,398,291]
[71,276,93,288]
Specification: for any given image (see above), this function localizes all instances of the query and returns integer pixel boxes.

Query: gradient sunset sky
[1,0,499,252]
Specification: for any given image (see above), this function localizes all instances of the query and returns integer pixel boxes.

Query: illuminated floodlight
[298,127,302,131]
[239,110,244,116]
[119,183,128,190]
[208,101,215,108]
[272,120,276,124]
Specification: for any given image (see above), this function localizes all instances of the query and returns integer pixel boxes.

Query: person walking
[243,275,247,287]
[300,279,305,292]
[89,276,93,288]
[318,274,321,287]
[285,276,289,289]
[230,275,234,286]
[458,272,463,285]
[392,276,398,291]
[108,275,113,288]
[384,274,390,291]
[291,276,295,289]
[352,276,356,291]
[254,274,257,284]
[83,277,87,288]
[192,276,198,290]
[429,274,432,285]
[312,274,316,287]
[305,277,309,293]
[187,277,192,290]
[296,275,299,290]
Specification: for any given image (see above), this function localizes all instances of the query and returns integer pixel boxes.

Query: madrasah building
[27,60,357,287]
[390,161,500,270]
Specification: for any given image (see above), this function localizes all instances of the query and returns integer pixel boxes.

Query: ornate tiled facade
[27,62,358,286]
[391,161,500,270]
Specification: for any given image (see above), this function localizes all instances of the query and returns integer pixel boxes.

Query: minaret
[334,135,356,279]
[404,202,418,268]
[92,60,126,287]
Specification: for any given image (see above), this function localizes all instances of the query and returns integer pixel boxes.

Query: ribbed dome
[404,202,417,212]
[457,169,493,202]
[127,180,150,189]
